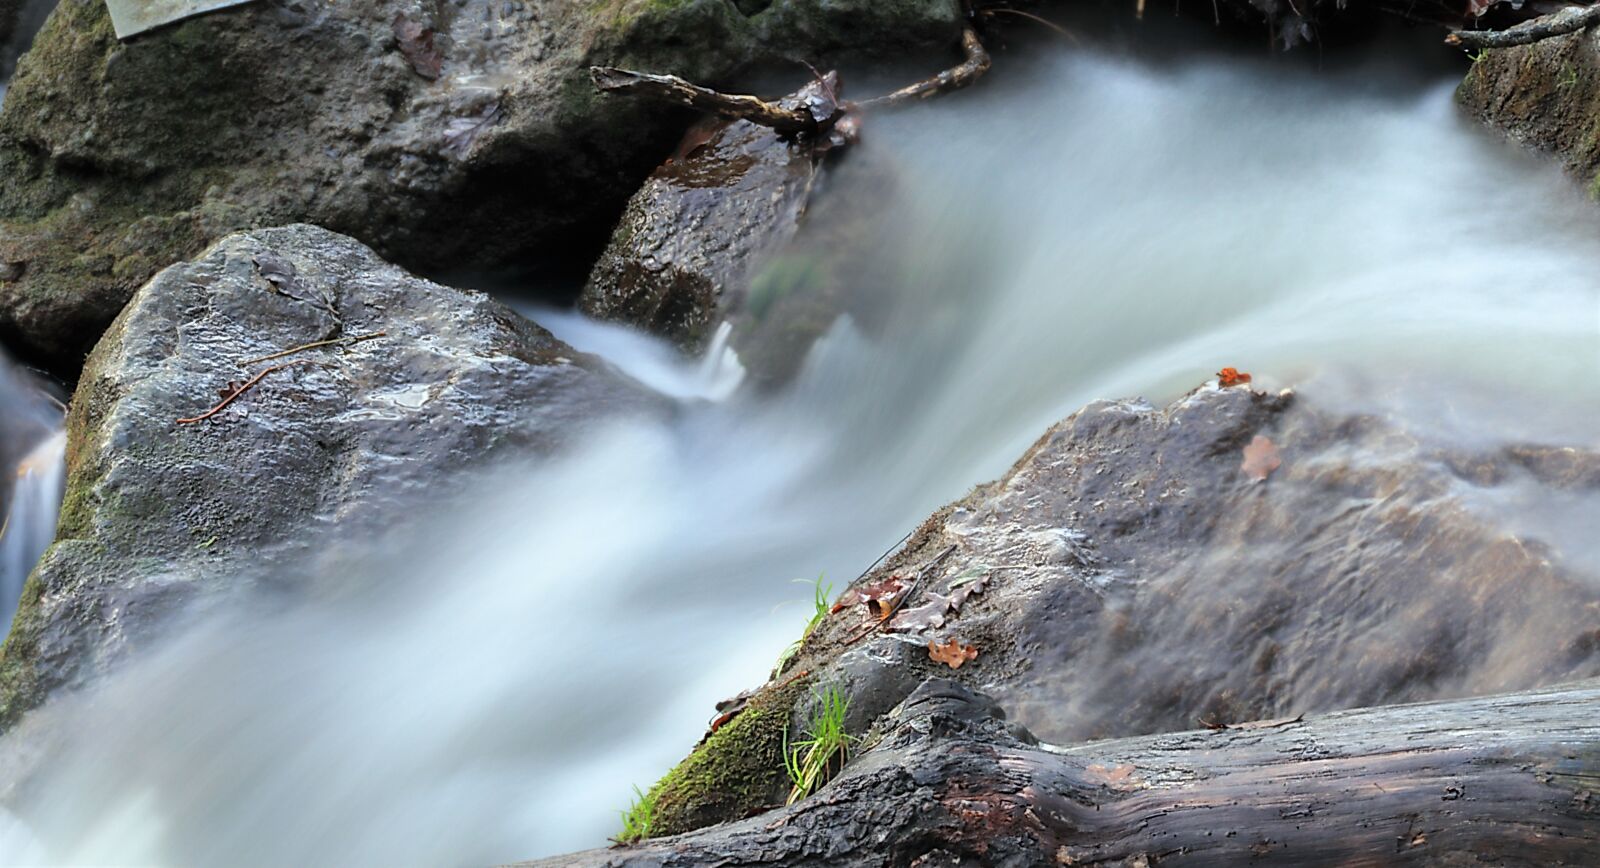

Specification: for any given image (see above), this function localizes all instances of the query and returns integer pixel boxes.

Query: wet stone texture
[805,385,1600,745]
[0,224,662,729]
[1458,29,1600,196]
[0,0,963,376]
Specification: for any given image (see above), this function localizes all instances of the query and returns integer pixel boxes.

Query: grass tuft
[782,683,853,804]
[775,573,832,673]
[615,784,656,844]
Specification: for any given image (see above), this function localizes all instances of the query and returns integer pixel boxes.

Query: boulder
[0,0,963,376]
[1457,30,1600,195]
[579,104,902,386]
[0,223,662,729]
[627,384,1600,837]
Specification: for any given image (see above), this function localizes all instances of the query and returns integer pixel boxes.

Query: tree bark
[1446,3,1600,48]
[523,678,1600,867]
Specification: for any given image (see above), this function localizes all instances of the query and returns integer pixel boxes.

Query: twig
[589,67,817,135]
[853,27,992,110]
[1446,3,1600,49]
[176,361,312,424]
[591,25,993,134]
[239,331,386,366]
[842,544,958,646]
[981,7,1081,43]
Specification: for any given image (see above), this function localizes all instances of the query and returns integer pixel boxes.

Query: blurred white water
[1,50,1598,866]
[0,355,63,634]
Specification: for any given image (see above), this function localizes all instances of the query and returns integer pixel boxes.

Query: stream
[0,48,1598,866]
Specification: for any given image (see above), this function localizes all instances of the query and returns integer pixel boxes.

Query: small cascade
[0,428,64,630]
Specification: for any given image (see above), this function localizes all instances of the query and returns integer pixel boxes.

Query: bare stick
[589,67,816,135]
[1446,3,1600,48]
[239,331,386,367]
[176,361,312,425]
[853,26,992,110]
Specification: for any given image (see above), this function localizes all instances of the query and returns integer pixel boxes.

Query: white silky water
[0,354,63,634]
[1,50,1597,866]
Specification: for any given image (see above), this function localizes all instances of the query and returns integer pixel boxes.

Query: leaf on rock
[1086,763,1139,790]
[928,637,978,669]
[393,13,443,80]
[1217,367,1252,388]
[443,104,503,159]
[833,576,909,618]
[1241,434,1282,482]
[889,572,990,633]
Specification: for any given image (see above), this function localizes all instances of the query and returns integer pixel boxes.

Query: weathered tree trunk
[525,678,1600,867]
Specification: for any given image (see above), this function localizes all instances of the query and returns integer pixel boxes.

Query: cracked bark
[524,678,1600,867]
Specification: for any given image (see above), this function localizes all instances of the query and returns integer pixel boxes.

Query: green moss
[0,569,46,729]
[643,673,809,837]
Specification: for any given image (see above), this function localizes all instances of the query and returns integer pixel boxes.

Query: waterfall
[0,429,64,629]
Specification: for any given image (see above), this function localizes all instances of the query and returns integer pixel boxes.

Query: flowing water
[0,354,63,635]
[0,49,1598,866]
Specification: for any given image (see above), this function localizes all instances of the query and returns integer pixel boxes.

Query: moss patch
[643,672,810,837]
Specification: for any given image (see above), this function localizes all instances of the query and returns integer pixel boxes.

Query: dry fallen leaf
[1241,434,1282,482]
[393,13,443,80]
[928,637,978,669]
[1217,367,1253,388]
[889,572,990,633]
[1086,763,1139,789]
[833,576,909,618]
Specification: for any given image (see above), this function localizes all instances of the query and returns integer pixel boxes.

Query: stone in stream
[620,383,1600,839]
[0,223,665,730]
[1457,29,1600,194]
[0,0,965,377]
[579,85,902,387]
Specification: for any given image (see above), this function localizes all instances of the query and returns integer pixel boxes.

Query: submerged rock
[0,224,661,729]
[0,0,963,376]
[1457,31,1600,193]
[636,383,1600,837]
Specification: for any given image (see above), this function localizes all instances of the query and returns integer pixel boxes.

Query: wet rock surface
[810,385,1600,743]
[0,0,963,376]
[633,383,1600,842]
[1457,31,1600,193]
[0,223,661,729]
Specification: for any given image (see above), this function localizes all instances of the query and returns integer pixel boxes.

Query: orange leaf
[928,637,978,669]
[1241,434,1282,482]
[1217,367,1252,388]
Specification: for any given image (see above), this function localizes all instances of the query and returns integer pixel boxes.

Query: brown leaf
[393,13,443,80]
[833,576,909,619]
[928,637,978,669]
[888,572,989,633]
[1217,366,1252,388]
[1241,434,1282,482]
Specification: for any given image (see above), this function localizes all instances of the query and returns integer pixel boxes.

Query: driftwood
[527,678,1600,866]
[1447,3,1600,48]
[590,26,992,137]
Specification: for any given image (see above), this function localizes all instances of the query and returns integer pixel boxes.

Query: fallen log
[525,678,1600,866]
[1446,2,1600,48]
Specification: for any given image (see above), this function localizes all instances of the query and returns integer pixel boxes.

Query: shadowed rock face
[0,224,663,729]
[643,384,1600,836]
[1457,30,1600,194]
[0,0,963,376]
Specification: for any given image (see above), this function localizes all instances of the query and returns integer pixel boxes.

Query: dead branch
[590,25,993,136]
[239,331,386,367]
[852,26,992,110]
[1446,3,1600,48]
[176,361,312,425]
[589,67,817,135]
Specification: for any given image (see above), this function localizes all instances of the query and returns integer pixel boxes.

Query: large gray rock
[0,223,661,728]
[0,0,963,376]
[639,383,1600,836]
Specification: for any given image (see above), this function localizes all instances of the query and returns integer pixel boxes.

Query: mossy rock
[0,0,961,377]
